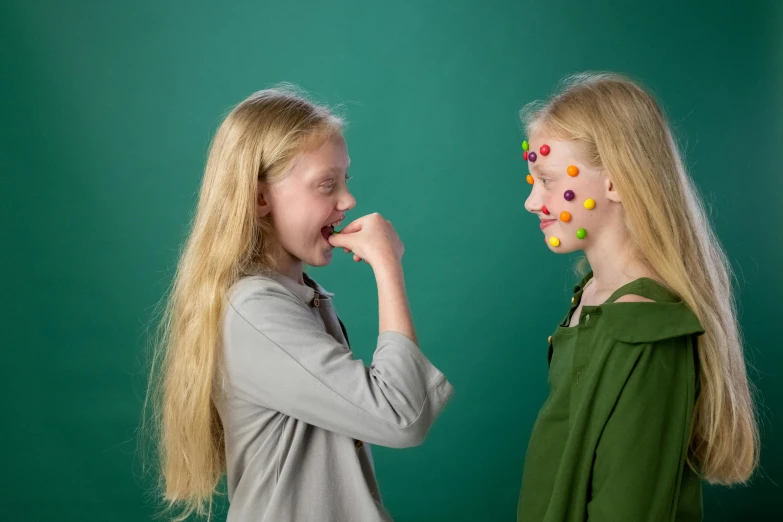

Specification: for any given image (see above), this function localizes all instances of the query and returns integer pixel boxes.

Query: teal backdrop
[2,1,781,520]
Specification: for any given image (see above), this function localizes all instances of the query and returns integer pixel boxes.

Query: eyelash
[322,175,351,191]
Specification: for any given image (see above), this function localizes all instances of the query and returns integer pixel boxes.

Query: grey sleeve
[221,281,454,448]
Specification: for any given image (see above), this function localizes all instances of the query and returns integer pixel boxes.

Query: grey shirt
[214,271,454,522]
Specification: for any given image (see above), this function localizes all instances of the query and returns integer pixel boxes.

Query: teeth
[331,220,342,227]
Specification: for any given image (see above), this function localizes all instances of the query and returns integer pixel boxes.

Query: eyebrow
[530,164,557,176]
[312,165,349,179]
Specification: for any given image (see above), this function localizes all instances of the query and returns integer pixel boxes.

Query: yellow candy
[584,199,596,210]
[526,174,534,185]
[549,237,561,247]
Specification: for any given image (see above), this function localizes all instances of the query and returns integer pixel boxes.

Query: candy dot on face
[560,211,571,222]
[542,205,550,215]
[540,144,550,156]
[584,199,596,210]
[526,174,534,185]
[549,237,561,247]
[523,151,529,161]
[564,190,575,201]
[522,141,529,151]
[528,151,537,162]
[576,228,587,239]
[567,165,579,177]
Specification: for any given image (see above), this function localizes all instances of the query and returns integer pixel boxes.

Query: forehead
[287,133,350,179]
[527,132,584,172]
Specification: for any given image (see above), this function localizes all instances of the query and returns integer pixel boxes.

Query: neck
[583,224,652,295]
[272,247,305,285]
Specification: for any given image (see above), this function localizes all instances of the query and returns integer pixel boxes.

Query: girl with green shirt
[517,73,759,521]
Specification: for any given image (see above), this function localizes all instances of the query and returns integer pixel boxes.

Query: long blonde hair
[144,86,343,519]
[521,72,758,484]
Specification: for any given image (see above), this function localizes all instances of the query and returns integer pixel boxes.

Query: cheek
[548,185,594,222]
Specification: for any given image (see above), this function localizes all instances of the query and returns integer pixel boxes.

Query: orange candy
[560,211,572,222]
[567,165,580,177]
[526,174,534,185]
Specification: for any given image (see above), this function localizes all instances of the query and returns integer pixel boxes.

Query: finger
[353,254,361,262]
[328,232,353,249]
[343,248,350,253]
[337,218,364,235]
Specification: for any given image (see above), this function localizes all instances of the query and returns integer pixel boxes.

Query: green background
[2,1,780,520]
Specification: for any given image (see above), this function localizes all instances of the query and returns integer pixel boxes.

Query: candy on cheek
[560,211,571,222]
[584,199,596,210]
[564,190,575,201]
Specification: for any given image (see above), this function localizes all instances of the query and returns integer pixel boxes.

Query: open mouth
[320,218,343,241]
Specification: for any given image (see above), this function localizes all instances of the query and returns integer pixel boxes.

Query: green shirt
[518,273,705,522]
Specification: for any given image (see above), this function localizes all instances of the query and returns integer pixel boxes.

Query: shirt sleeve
[587,336,697,521]
[219,279,454,448]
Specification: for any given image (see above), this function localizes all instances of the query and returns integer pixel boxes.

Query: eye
[320,180,336,191]
[345,174,352,183]
[540,178,552,187]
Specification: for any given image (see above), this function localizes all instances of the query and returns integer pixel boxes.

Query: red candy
[540,144,550,156]
[523,151,529,161]
[542,205,550,215]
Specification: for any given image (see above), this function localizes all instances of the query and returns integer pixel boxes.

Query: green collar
[574,272,705,344]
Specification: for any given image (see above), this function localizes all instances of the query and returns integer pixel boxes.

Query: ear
[605,175,622,203]
[256,182,272,218]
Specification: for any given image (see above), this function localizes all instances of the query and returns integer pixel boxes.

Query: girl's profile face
[523,130,617,253]
[261,133,355,271]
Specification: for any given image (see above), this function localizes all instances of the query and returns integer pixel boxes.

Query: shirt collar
[266,271,334,306]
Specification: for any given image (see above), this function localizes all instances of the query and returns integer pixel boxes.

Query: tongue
[321,225,334,240]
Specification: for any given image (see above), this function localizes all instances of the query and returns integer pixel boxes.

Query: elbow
[375,420,431,449]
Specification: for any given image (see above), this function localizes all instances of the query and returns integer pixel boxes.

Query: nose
[338,187,356,212]
[524,186,542,214]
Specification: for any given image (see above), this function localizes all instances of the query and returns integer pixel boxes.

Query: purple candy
[528,151,537,162]
[564,190,575,201]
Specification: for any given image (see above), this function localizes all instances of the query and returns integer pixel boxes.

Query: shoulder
[228,275,299,308]
[601,300,704,344]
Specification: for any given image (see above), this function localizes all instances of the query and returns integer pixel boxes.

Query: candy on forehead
[540,144,550,156]
[523,151,529,161]
[528,151,538,162]
[564,190,575,201]
[567,165,579,177]
[522,141,529,151]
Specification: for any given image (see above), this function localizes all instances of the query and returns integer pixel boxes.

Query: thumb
[328,231,354,250]
[337,218,364,235]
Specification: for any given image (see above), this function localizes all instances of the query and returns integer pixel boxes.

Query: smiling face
[258,132,356,273]
[523,128,622,253]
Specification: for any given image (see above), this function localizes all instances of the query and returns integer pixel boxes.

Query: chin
[306,250,334,267]
[545,239,580,254]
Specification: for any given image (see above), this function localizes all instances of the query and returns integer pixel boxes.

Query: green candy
[522,140,529,151]
[576,228,587,240]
